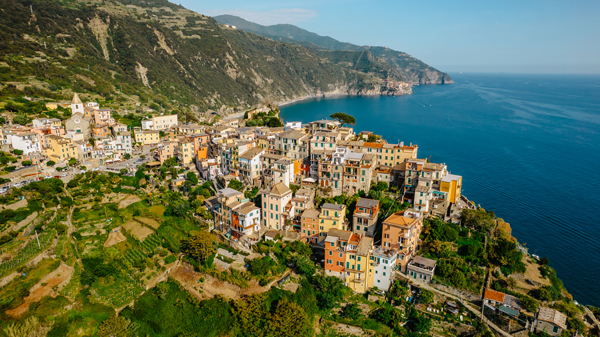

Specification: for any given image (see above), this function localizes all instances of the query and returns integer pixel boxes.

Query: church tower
[71,93,84,114]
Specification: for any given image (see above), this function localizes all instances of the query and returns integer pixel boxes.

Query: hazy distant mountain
[215,15,453,85]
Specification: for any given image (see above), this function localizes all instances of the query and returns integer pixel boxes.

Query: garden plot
[119,194,141,209]
[5,262,73,318]
[135,216,161,229]
[0,231,56,277]
[91,273,144,308]
[104,227,127,248]
[123,219,154,241]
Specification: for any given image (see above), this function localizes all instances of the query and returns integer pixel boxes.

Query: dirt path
[119,195,141,209]
[0,272,20,289]
[395,271,512,337]
[169,263,277,301]
[5,263,74,318]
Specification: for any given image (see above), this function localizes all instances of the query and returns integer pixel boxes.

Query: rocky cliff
[0,0,412,114]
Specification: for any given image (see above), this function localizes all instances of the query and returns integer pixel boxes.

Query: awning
[498,305,519,317]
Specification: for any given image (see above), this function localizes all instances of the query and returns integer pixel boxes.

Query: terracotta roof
[357,236,374,256]
[484,288,506,303]
[383,212,419,227]
[364,142,384,148]
[327,229,353,241]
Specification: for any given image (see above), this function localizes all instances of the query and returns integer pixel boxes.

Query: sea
[280,73,600,307]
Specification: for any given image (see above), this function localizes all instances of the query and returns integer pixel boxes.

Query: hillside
[0,0,405,117]
[215,14,453,85]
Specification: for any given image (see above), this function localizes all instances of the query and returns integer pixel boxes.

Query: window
[356,226,361,231]
[346,262,349,268]
[383,272,386,276]
[329,251,332,256]
[358,256,361,262]
[339,253,343,258]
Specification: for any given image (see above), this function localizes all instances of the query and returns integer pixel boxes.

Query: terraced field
[0,230,56,277]
[140,234,161,254]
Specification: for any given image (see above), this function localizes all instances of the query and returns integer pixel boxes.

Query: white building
[233,203,261,238]
[238,147,264,183]
[141,114,178,130]
[71,93,84,115]
[11,132,42,155]
[85,102,99,110]
[370,246,397,291]
[271,158,295,187]
[285,121,302,130]
[114,131,133,155]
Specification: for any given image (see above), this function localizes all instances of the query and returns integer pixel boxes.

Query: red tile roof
[484,288,505,303]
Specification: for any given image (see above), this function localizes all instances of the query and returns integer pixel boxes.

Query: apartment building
[324,229,354,279]
[290,188,315,224]
[92,123,110,138]
[317,203,347,241]
[381,209,423,271]
[310,131,341,153]
[262,182,293,230]
[157,141,178,164]
[238,147,265,183]
[343,152,375,195]
[346,235,373,293]
[271,158,295,187]
[231,203,261,239]
[274,129,310,159]
[177,138,194,165]
[353,198,379,237]
[368,246,397,291]
[142,114,178,130]
[308,119,340,133]
[440,174,463,203]
[45,135,78,162]
[133,130,160,145]
[301,209,320,244]
[93,109,114,125]
[10,132,42,155]
[114,131,132,155]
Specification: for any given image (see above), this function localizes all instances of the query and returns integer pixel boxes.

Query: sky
[177,0,600,74]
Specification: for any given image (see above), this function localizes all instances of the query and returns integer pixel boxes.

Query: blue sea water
[280,73,600,306]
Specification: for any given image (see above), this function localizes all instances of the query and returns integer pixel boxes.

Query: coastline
[277,87,413,108]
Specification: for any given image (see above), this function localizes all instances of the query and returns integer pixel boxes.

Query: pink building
[262,182,293,230]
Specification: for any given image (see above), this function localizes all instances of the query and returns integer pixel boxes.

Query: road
[0,145,155,192]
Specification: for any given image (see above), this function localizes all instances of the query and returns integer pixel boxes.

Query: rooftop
[322,203,345,211]
[239,147,264,160]
[327,229,353,242]
[357,236,374,256]
[384,211,420,228]
[442,173,462,182]
[218,187,243,198]
[356,198,379,208]
[302,208,320,218]
[409,256,437,270]
[270,182,291,196]
[484,288,506,303]
[538,307,567,329]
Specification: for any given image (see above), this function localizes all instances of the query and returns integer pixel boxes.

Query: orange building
[381,209,423,271]
[324,229,354,278]
[301,209,320,243]
[191,133,210,159]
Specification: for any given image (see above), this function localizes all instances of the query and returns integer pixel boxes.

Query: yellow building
[317,203,347,241]
[256,136,269,150]
[45,135,78,162]
[134,130,160,145]
[440,174,462,203]
[45,102,59,110]
[345,236,373,293]
[177,138,194,165]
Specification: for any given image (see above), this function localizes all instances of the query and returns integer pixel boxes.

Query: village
[0,94,598,337]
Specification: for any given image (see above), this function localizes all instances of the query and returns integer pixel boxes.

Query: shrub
[164,255,176,264]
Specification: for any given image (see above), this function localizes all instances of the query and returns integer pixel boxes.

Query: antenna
[35,230,41,248]
[30,5,33,15]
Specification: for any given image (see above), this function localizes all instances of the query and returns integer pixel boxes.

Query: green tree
[420,289,435,304]
[506,277,517,289]
[21,160,32,166]
[293,255,316,276]
[124,153,131,160]
[330,112,356,126]
[68,157,77,166]
[181,231,216,263]
[234,293,269,337]
[97,315,135,337]
[186,171,198,185]
[46,160,56,167]
[120,169,128,175]
[268,300,311,337]
[342,303,362,320]
[12,149,23,155]
[228,179,244,191]
[388,279,408,303]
